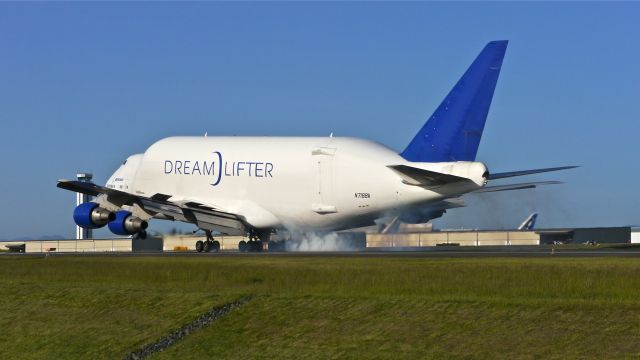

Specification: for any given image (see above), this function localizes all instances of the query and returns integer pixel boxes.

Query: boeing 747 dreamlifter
[58,40,575,252]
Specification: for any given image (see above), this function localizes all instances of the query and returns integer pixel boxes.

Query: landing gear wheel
[195,240,204,253]
[247,228,271,252]
[212,241,220,252]
[238,240,247,252]
[203,241,212,252]
[137,230,147,240]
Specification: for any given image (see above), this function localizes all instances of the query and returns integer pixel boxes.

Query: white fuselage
[105,137,487,232]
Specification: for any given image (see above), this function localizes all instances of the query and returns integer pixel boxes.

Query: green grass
[1,255,640,359]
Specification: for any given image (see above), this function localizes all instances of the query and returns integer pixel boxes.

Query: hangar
[366,227,632,248]
[537,227,631,245]
[1,236,245,253]
[1,238,162,253]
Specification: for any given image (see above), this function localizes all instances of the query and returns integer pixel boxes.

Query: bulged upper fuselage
[105,136,487,232]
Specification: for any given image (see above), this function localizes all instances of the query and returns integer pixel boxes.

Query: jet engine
[108,210,148,236]
[73,202,115,229]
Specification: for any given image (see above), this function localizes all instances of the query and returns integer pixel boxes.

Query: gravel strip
[124,297,251,360]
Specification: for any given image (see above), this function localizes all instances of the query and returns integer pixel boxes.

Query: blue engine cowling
[108,210,148,236]
[73,202,115,229]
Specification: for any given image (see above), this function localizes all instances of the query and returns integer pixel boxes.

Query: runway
[3,247,640,258]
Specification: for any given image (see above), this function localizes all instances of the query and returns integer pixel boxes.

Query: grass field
[1,255,640,359]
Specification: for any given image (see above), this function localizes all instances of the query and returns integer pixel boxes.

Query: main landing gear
[238,229,270,252]
[195,230,220,253]
[238,239,262,252]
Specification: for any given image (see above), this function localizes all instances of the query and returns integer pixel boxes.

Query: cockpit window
[122,160,127,165]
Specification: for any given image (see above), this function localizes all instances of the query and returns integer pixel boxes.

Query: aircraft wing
[57,180,246,234]
[396,197,466,224]
[57,179,139,204]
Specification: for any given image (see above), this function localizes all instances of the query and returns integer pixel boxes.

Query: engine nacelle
[73,202,115,229]
[108,210,148,236]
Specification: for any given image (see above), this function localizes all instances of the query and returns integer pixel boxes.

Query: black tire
[203,241,212,252]
[137,230,147,240]
[195,240,204,253]
[238,240,247,252]
[212,241,220,252]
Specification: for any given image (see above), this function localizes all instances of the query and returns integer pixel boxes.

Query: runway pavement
[3,247,640,257]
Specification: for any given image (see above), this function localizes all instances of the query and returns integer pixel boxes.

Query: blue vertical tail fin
[400,40,508,162]
[518,212,538,231]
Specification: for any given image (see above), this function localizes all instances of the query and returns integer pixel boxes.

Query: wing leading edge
[57,180,246,234]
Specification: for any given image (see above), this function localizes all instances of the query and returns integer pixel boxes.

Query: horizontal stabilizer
[474,181,562,193]
[487,166,577,180]
[388,165,471,186]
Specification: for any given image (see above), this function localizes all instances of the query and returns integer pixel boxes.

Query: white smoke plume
[279,230,361,252]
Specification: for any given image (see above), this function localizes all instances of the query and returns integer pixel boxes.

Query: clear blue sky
[1,2,638,239]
